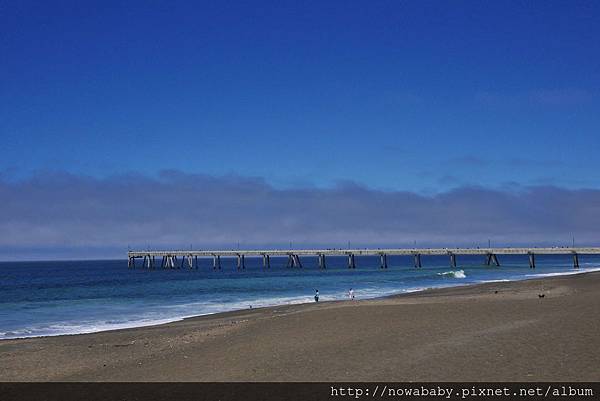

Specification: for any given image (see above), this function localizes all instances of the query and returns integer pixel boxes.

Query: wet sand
[1,272,599,381]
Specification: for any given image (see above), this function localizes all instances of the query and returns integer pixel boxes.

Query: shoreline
[2,266,599,341]
[1,271,600,381]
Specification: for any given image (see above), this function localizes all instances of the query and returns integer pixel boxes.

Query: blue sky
[2,1,599,191]
[1,1,599,257]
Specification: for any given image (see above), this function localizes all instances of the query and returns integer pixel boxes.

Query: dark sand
[1,272,599,381]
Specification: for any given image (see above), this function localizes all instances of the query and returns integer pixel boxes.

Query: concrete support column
[348,254,356,269]
[294,254,303,268]
[380,254,387,269]
[414,253,422,268]
[318,254,326,269]
[262,254,271,269]
[236,254,245,270]
[212,255,221,270]
[485,253,500,266]
[449,253,457,268]
[491,254,500,266]
[573,253,580,269]
[528,253,536,269]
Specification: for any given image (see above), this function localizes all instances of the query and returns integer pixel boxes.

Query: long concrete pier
[127,247,600,270]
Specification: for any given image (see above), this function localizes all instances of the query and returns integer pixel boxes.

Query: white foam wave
[437,269,466,279]
[524,266,600,278]
[0,286,421,340]
[0,317,185,340]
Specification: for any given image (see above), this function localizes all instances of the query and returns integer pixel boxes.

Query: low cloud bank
[1,170,599,259]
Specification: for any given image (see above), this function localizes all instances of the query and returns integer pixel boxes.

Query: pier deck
[127,247,600,269]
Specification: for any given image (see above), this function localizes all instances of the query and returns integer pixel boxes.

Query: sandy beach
[1,272,599,382]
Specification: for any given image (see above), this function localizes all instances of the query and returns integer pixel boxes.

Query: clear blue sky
[1,0,599,191]
[2,1,600,258]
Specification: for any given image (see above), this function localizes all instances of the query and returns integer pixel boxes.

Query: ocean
[1,254,599,339]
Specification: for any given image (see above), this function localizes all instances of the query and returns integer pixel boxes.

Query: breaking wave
[437,269,466,279]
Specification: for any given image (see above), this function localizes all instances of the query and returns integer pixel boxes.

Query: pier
[128,247,600,270]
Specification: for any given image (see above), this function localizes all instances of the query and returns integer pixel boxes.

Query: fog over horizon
[1,170,598,260]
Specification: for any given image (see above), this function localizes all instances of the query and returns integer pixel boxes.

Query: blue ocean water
[1,254,599,339]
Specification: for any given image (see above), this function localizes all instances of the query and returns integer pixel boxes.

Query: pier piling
[485,253,500,267]
[262,254,272,269]
[212,254,221,270]
[318,254,326,269]
[236,254,245,270]
[348,254,356,269]
[414,253,422,268]
[449,253,457,268]
[491,254,500,266]
[380,253,388,269]
[528,253,536,269]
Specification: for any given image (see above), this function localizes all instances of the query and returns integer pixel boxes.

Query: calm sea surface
[1,254,599,339]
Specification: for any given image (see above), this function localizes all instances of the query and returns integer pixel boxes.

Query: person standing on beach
[348,288,355,300]
[314,289,319,302]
